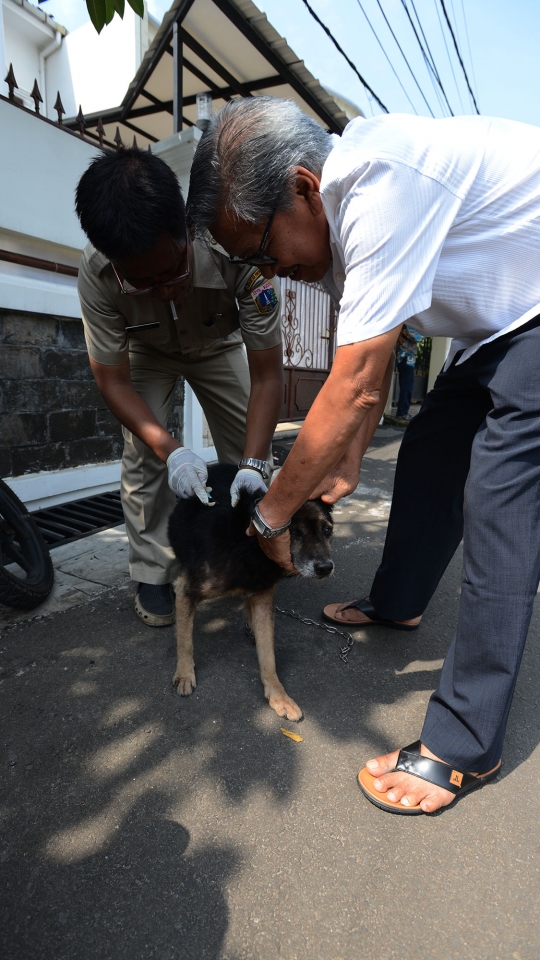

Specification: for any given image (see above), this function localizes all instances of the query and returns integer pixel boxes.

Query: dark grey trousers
[370,314,540,771]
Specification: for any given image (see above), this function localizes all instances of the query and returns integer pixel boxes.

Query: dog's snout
[314,560,334,579]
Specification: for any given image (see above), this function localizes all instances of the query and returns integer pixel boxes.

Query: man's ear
[294,167,323,216]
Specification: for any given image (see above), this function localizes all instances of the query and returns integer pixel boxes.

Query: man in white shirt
[187,96,540,816]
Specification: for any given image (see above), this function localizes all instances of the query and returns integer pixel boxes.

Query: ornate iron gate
[279,279,337,421]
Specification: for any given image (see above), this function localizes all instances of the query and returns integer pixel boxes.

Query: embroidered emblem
[250,279,278,314]
[450,770,463,787]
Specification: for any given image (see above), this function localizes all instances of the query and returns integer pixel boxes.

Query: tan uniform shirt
[78,236,282,365]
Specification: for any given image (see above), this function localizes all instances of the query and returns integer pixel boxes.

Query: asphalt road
[1,424,539,960]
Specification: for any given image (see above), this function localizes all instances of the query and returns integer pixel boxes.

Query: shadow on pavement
[2,426,540,958]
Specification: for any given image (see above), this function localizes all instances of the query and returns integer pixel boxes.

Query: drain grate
[32,490,125,549]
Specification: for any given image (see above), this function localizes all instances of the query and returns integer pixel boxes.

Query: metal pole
[173,21,183,133]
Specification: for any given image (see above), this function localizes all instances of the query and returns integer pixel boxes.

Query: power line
[445,0,476,112]
[401,0,454,116]
[459,0,479,103]
[299,0,389,114]
[355,0,418,114]
[439,0,480,113]
[434,0,465,112]
[374,0,435,117]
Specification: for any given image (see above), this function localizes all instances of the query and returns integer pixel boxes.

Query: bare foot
[364,743,501,813]
[365,744,458,813]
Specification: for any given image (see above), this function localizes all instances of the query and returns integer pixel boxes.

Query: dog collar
[251,504,291,539]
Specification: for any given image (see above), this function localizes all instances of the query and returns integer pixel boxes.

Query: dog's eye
[290,529,302,540]
[323,526,332,537]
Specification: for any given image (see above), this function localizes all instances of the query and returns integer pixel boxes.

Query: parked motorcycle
[0,479,54,609]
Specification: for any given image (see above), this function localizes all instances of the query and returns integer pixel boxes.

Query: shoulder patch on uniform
[246,276,278,315]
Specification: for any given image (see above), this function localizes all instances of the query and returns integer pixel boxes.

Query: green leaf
[127,0,145,18]
[113,0,125,16]
[86,0,107,33]
[104,0,116,24]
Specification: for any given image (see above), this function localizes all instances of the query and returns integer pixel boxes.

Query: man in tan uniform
[76,148,283,626]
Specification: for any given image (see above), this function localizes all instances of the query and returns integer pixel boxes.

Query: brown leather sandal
[358,741,501,815]
[322,597,421,631]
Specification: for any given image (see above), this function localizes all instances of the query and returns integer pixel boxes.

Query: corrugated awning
[66,0,352,149]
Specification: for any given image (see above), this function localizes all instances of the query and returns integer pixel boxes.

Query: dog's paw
[268,694,303,723]
[173,669,196,696]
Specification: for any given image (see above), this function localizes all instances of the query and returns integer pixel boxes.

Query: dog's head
[289,499,334,579]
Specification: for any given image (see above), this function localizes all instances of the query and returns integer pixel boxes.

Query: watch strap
[251,504,291,539]
[238,457,271,480]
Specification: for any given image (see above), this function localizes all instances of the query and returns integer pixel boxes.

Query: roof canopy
[67,0,352,148]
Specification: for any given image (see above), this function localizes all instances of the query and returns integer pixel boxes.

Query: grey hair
[186,96,333,231]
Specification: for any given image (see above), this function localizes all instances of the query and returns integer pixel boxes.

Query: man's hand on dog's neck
[248,332,399,570]
[246,522,298,573]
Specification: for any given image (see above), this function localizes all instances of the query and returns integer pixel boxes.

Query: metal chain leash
[275,606,355,663]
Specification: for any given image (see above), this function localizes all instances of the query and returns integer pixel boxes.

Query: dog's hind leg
[172,576,197,696]
[245,588,303,722]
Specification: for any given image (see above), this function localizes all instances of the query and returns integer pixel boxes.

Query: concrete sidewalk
[1,424,539,960]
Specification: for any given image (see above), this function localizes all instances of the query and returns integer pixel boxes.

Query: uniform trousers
[369,315,540,772]
[121,342,250,585]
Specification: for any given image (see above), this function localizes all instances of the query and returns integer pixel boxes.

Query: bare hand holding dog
[309,461,360,504]
[246,521,298,573]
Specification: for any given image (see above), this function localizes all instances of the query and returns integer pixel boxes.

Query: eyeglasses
[112,241,191,296]
[228,210,278,267]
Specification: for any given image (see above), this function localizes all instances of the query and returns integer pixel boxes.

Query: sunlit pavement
[2,423,539,960]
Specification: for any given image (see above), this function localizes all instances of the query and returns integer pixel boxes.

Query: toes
[366,749,401,778]
[372,772,408,798]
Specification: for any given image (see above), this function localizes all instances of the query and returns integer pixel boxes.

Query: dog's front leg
[245,588,303,722]
[172,576,197,696]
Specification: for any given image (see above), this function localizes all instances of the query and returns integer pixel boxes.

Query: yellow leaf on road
[280,727,303,743]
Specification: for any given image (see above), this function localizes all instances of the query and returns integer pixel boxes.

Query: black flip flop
[358,740,501,815]
[321,597,421,631]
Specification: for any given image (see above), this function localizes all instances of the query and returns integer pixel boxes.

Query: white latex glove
[230,467,268,507]
[167,446,211,504]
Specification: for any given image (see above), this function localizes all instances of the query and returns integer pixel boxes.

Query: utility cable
[434,0,465,112]
[439,0,479,112]
[459,0,478,101]
[374,0,435,117]
[401,0,454,115]
[355,0,418,114]
[299,0,389,113]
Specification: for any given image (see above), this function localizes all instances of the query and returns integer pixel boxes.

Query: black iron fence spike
[4,63,17,101]
[30,79,43,114]
[147,144,152,153]
[54,91,65,125]
[77,105,86,137]
[96,117,105,146]
[132,135,138,149]
[114,126,123,149]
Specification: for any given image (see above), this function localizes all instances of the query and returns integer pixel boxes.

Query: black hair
[75,147,186,261]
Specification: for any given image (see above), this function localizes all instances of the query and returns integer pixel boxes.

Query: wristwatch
[238,457,271,480]
[251,504,291,539]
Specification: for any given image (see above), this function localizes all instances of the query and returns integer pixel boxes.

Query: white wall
[0,96,100,316]
[1,0,64,111]
[46,6,151,120]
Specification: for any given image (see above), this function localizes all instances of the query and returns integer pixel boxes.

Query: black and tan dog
[167,463,334,721]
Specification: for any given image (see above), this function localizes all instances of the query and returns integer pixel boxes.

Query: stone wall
[0,309,184,479]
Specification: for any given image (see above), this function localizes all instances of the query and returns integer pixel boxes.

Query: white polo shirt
[320,114,540,364]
